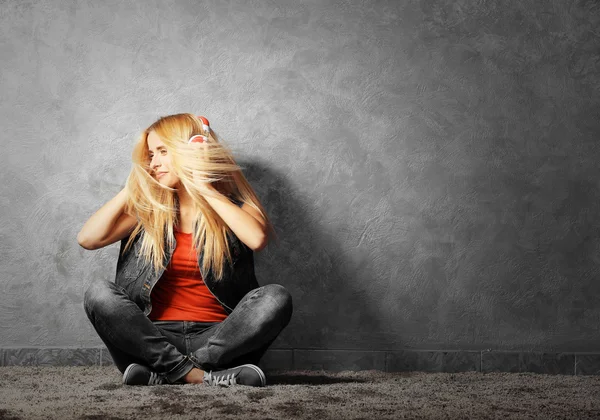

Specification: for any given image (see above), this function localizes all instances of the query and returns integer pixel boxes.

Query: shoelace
[148,371,165,385]
[204,371,238,386]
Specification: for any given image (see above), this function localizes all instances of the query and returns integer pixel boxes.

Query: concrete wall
[1,0,599,373]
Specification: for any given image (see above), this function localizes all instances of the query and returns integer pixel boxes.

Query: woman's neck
[176,200,195,234]
[176,182,193,210]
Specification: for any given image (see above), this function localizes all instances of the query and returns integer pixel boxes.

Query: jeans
[83,279,293,384]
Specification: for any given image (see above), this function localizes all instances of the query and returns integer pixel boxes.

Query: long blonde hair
[121,113,276,281]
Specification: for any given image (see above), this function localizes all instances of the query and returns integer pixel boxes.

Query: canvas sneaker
[203,364,266,387]
[122,363,168,386]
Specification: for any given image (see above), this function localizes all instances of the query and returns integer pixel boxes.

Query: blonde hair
[121,113,276,281]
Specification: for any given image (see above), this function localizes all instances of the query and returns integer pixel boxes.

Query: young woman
[78,113,293,387]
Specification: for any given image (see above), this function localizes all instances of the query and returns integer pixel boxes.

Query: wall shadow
[237,159,399,360]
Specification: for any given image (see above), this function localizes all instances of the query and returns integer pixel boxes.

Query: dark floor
[0,367,599,419]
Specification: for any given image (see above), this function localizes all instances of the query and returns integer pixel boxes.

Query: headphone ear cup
[197,115,210,127]
[197,115,210,134]
[188,135,207,143]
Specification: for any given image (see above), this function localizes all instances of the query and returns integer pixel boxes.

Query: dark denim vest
[114,198,259,317]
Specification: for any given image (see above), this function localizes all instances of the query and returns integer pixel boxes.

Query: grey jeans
[83,280,293,384]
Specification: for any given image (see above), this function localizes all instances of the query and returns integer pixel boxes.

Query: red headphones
[188,115,210,143]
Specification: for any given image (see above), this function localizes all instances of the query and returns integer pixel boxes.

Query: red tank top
[147,227,229,322]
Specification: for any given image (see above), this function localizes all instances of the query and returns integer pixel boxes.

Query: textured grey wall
[1,0,599,362]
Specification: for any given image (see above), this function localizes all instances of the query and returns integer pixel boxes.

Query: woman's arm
[203,188,267,252]
[77,187,136,250]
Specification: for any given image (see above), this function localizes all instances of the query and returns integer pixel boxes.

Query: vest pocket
[122,258,144,278]
[117,254,147,290]
[115,274,137,288]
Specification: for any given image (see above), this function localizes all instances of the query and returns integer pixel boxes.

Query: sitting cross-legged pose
[77,113,292,387]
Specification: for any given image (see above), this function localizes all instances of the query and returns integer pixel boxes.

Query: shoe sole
[239,364,267,386]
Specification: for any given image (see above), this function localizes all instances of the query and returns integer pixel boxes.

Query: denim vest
[114,198,259,316]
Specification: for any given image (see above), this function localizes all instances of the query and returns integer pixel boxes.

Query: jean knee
[83,280,119,315]
[262,284,293,324]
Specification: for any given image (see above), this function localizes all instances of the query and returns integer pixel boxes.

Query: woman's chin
[153,177,169,187]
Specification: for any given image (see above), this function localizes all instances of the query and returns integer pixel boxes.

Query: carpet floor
[0,367,599,419]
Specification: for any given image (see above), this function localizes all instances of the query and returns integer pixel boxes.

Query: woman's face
[147,130,178,186]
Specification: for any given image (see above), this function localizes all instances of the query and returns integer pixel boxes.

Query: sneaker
[122,363,167,386]
[203,364,266,387]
